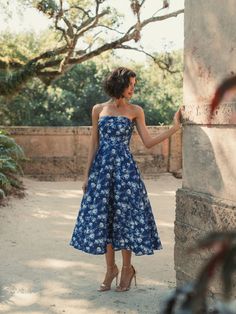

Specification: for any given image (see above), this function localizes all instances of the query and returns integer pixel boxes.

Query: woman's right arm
[135,106,182,149]
[82,104,101,193]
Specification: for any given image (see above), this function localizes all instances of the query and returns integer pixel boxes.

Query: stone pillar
[175,0,236,297]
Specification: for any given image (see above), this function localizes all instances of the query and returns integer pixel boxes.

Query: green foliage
[0,32,40,65]
[0,49,183,126]
[0,172,10,193]
[56,61,107,125]
[132,51,183,125]
[0,30,63,97]
[0,132,26,199]
[0,30,61,68]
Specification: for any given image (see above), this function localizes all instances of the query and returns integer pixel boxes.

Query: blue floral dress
[70,116,163,256]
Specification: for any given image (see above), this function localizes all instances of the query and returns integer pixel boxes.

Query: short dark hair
[103,67,136,98]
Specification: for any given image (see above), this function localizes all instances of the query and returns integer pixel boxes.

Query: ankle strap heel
[98,264,119,292]
[115,265,137,292]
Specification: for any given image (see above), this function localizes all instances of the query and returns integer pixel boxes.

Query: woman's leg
[116,249,136,292]
[98,244,119,291]
[121,249,132,266]
[105,243,116,267]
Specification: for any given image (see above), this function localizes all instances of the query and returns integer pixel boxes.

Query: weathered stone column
[175,0,236,297]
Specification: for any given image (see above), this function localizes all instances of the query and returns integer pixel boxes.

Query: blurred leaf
[190,231,236,252]
[221,246,236,299]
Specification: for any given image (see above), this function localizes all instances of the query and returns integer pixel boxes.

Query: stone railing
[1,126,182,180]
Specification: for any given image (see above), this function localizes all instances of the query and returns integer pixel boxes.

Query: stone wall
[2,125,182,180]
[175,0,236,297]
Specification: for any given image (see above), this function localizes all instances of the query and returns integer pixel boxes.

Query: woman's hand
[173,107,182,129]
[82,177,88,194]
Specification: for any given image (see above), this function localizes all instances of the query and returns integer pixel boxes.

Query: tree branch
[116,44,180,73]
[74,10,109,38]
[152,0,170,16]
[0,3,184,96]
[30,45,68,63]
[66,5,92,19]
[55,15,70,46]
[126,9,184,35]
[141,9,184,27]
[96,24,125,35]
[67,9,184,66]
[0,58,23,70]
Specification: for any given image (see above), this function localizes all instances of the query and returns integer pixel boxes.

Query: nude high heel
[115,265,137,292]
[98,264,119,292]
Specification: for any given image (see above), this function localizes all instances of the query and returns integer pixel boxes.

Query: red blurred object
[211,76,236,116]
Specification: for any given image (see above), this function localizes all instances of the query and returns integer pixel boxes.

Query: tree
[0,50,183,126]
[0,0,184,97]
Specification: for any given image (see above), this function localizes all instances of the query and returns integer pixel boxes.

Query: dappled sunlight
[158,241,173,246]
[141,278,172,287]
[32,209,50,219]
[0,281,39,309]
[158,221,174,228]
[25,258,98,270]
[41,280,71,296]
[148,191,175,197]
[1,280,97,314]
[10,291,39,307]
[162,190,176,195]
[32,189,83,198]
[60,213,78,220]
[53,221,74,226]
[31,209,77,221]
[33,192,51,197]
[1,278,171,314]
[44,209,75,224]
[56,190,84,198]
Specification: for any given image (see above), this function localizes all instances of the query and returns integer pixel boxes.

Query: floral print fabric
[70,116,163,255]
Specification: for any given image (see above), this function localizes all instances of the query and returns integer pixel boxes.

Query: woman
[70,67,182,292]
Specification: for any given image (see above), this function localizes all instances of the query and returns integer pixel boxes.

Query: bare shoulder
[92,103,105,120]
[131,104,144,119]
[92,102,110,115]
[133,104,144,112]
[92,103,103,114]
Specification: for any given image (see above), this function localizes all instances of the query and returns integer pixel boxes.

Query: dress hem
[69,241,163,256]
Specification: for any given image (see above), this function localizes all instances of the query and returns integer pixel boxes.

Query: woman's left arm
[135,106,182,149]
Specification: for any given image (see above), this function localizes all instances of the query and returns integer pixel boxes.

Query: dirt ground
[0,174,182,314]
